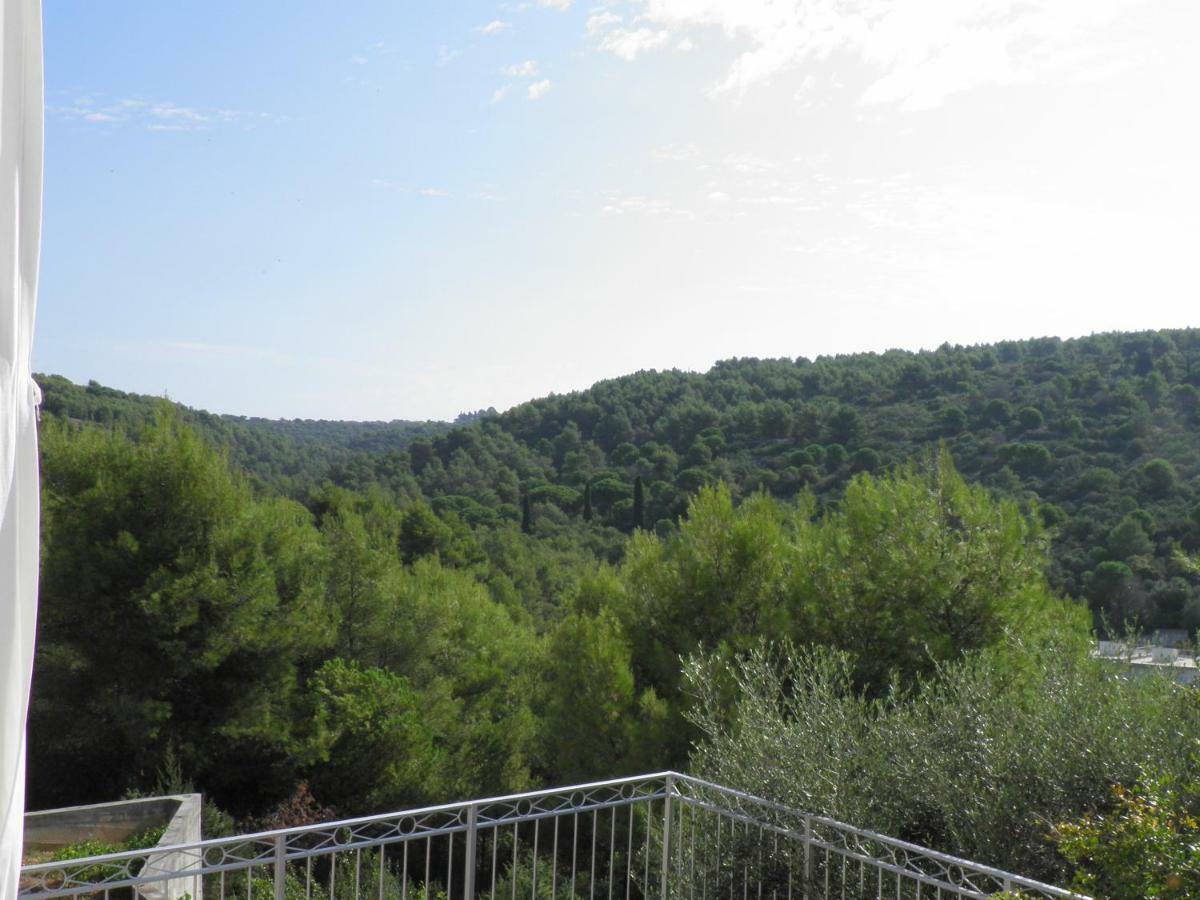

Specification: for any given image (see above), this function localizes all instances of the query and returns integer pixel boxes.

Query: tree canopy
[26,326,1200,882]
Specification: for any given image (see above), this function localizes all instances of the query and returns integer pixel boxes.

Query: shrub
[685,639,1200,885]
[1054,771,1200,899]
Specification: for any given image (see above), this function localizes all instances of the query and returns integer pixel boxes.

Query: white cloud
[721,152,776,175]
[622,0,1156,106]
[375,182,498,199]
[740,194,800,206]
[478,20,511,35]
[349,55,369,65]
[491,84,514,103]
[52,95,265,131]
[653,142,702,163]
[150,102,206,122]
[502,60,539,78]
[598,26,672,61]
[437,45,463,66]
[676,37,695,52]
[601,193,695,219]
[538,0,572,9]
[586,12,622,35]
[527,79,553,99]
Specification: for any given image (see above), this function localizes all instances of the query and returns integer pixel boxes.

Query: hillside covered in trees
[38,327,1200,633]
[27,328,1200,892]
[35,373,452,495]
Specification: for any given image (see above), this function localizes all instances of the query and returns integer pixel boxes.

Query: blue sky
[36,0,1200,420]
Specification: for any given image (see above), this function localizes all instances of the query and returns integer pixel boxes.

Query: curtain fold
[0,0,44,895]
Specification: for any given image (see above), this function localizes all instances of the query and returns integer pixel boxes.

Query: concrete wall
[24,794,203,900]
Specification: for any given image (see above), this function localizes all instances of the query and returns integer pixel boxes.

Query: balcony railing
[18,771,1088,900]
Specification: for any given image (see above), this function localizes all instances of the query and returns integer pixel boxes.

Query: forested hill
[484,329,1200,624]
[36,327,1200,630]
[35,374,451,494]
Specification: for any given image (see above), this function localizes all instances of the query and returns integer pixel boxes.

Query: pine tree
[521,495,533,534]
[632,475,645,531]
[582,482,593,522]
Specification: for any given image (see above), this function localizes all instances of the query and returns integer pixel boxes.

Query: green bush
[21,825,168,886]
[1054,771,1200,899]
[685,639,1200,885]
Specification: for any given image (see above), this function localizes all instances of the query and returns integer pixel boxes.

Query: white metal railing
[18,772,1088,900]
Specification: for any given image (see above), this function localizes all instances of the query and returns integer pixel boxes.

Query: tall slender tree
[521,495,533,534]
[632,475,645,531]
[582,481,593,522]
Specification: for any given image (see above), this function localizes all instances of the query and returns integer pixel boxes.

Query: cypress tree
[632,475,645,531]
[521,495,533,534]
[582,482,593,522]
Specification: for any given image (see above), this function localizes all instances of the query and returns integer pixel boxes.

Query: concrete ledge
[24,794,203,900]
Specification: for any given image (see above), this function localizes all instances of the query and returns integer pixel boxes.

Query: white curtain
[0,0,43,895]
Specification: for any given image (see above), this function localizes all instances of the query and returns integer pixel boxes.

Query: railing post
[464,803,479,900]
[660,775,674,900]
[274,834,287,900]
[801,816,811,900]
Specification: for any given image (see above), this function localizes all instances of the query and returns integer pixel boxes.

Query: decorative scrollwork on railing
[671,775,1086,900]
[20,771,1086,900]
[801,813,1081,898]
[477,774,667,830]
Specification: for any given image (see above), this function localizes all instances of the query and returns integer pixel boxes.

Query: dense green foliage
[28,327,1200,892]
[621,452,1084,699]
[30,408,1080,818]
[32,414,543,814]
[22,825,166,867]
[36,373,449,496]
[1055,773,1200,898]
[686,640,1200,887]
[38,327,1200,632]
